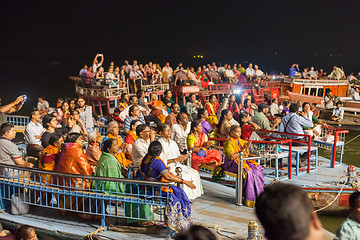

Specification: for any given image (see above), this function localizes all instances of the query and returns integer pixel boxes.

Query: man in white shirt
[24,109,44,157]
[269,98,281,117]
[353,87,360,101]
[132,124,155,169]
[225,65,238,83]
[246,63,255,79]
[254,65,264,77]
[158,124,203,200]
[162,62,173,83]
[171,113,191,154]
[92,53,104,74]
[37,96,49,117]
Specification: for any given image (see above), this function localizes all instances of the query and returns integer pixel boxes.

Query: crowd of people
[78,54,270,93]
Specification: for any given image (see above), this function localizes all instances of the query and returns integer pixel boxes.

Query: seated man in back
[331,101,344,121]
[24,109,44,158]
[132,124,155,170]
[255,183,323,240]
[206,68,221,84]
[0,123,34,176]
[334,191,360,239]
[252,103,281,133]
[278,103,314,166]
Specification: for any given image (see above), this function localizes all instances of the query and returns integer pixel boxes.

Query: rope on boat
[209,225,238,240]
[344,132,360,145]
[314,176,349,213]
[86,226,107,240]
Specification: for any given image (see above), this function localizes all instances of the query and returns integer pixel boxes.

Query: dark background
[1,0,360,114]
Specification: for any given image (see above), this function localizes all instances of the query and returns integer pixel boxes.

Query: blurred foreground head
[255,183,323,240]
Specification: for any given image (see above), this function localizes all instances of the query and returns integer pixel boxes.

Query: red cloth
[241,124,253,140]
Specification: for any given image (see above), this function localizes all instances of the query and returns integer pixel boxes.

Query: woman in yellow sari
[204,94,220,128]
[106,121,132,168]
[223,125,264,207]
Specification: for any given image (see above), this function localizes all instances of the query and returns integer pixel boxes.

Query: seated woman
[41,114,74,148]
[150,64,162,84]
[117,93,129,113]
[106,121,132,168]
[302,102,325,137]
[216,109,233,139]
[228,94,240,121]
[204,94,219,128]
[56,101,70,126]
[56,133,93,217]
[223,125,264,207]
[158,124,203,200]
[38,134,64,188]
[137,141,195,231]
[149,93,168,124]
[196,67,210,89]
[239,112,260,140]
[187,120,223,171]
[124,105,146,134]
[68,110,87,136]
[197,109,212,135]
[86,131,103,171]
[240,99,254,117]
[95,66,105,83]
[124,120,141,161]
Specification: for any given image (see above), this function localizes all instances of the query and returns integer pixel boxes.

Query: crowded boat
[0,54,360,239]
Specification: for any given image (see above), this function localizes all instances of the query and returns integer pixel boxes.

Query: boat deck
[0,179,334,240]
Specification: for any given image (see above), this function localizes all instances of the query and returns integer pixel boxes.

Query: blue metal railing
[0,163,170,233]
[6,115,29,126]
[99,126,108,136]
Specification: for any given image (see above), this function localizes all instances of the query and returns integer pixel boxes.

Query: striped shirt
[124,116,146,131]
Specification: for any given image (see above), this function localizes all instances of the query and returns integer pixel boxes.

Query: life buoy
[272,93,277,98]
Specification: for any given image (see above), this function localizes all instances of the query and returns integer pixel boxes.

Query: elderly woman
[137,141,195,231]
[223,125,264,207]
[106,121,132,168]
[85,131,103,170]
[187,120,223,171]
[158,124,203,200]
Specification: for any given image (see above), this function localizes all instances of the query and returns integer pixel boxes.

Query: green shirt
[334,215,360,240]
[252,112,271,131]
[93,152,124,194]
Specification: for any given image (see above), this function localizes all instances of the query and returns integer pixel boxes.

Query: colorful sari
[38,145,60,184]
[229,101,240,121]
[204,102,219,127]
[187,132,222,171]
[137,157,192,231]
[223,137,264,207]
[56,142,93,212]
[124,131,138,160]
[117,102,128,113]
[150,100,167,124]
[107,133,132,168]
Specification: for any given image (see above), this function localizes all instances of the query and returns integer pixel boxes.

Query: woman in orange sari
[204,94,220,128]
[187,120,223,171]
[223,125,264,207]
[149,92,167,124]
[124,119,141,161]
[38,134,64,204]
[106,121,132,168]
[56,133,93,217]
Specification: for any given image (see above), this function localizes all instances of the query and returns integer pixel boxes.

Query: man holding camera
[0,95,27,125]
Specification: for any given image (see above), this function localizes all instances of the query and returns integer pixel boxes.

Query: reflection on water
[319,130,360,233]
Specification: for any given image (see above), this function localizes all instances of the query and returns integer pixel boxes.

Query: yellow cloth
[204,102,219,126]
[108,133,132,168]
[223,137,257,170]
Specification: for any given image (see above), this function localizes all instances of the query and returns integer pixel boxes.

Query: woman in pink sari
[187,120,223,171]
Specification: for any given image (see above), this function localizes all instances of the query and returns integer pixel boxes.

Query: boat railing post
[307,136,311,173]
[236,152,244,206]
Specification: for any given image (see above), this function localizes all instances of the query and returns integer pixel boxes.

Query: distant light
[201,55,203,58]
[193,56,196,58]
[197,55,200,57]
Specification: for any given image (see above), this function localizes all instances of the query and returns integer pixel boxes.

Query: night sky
[1,0,360,111]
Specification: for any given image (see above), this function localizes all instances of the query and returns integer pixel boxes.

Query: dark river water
[319,130,360,233]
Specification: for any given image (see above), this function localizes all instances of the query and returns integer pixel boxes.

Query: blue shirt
[124,116,146,131]
[278,112,314,139]
[289,67,299,77]
[334,215,360,240]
